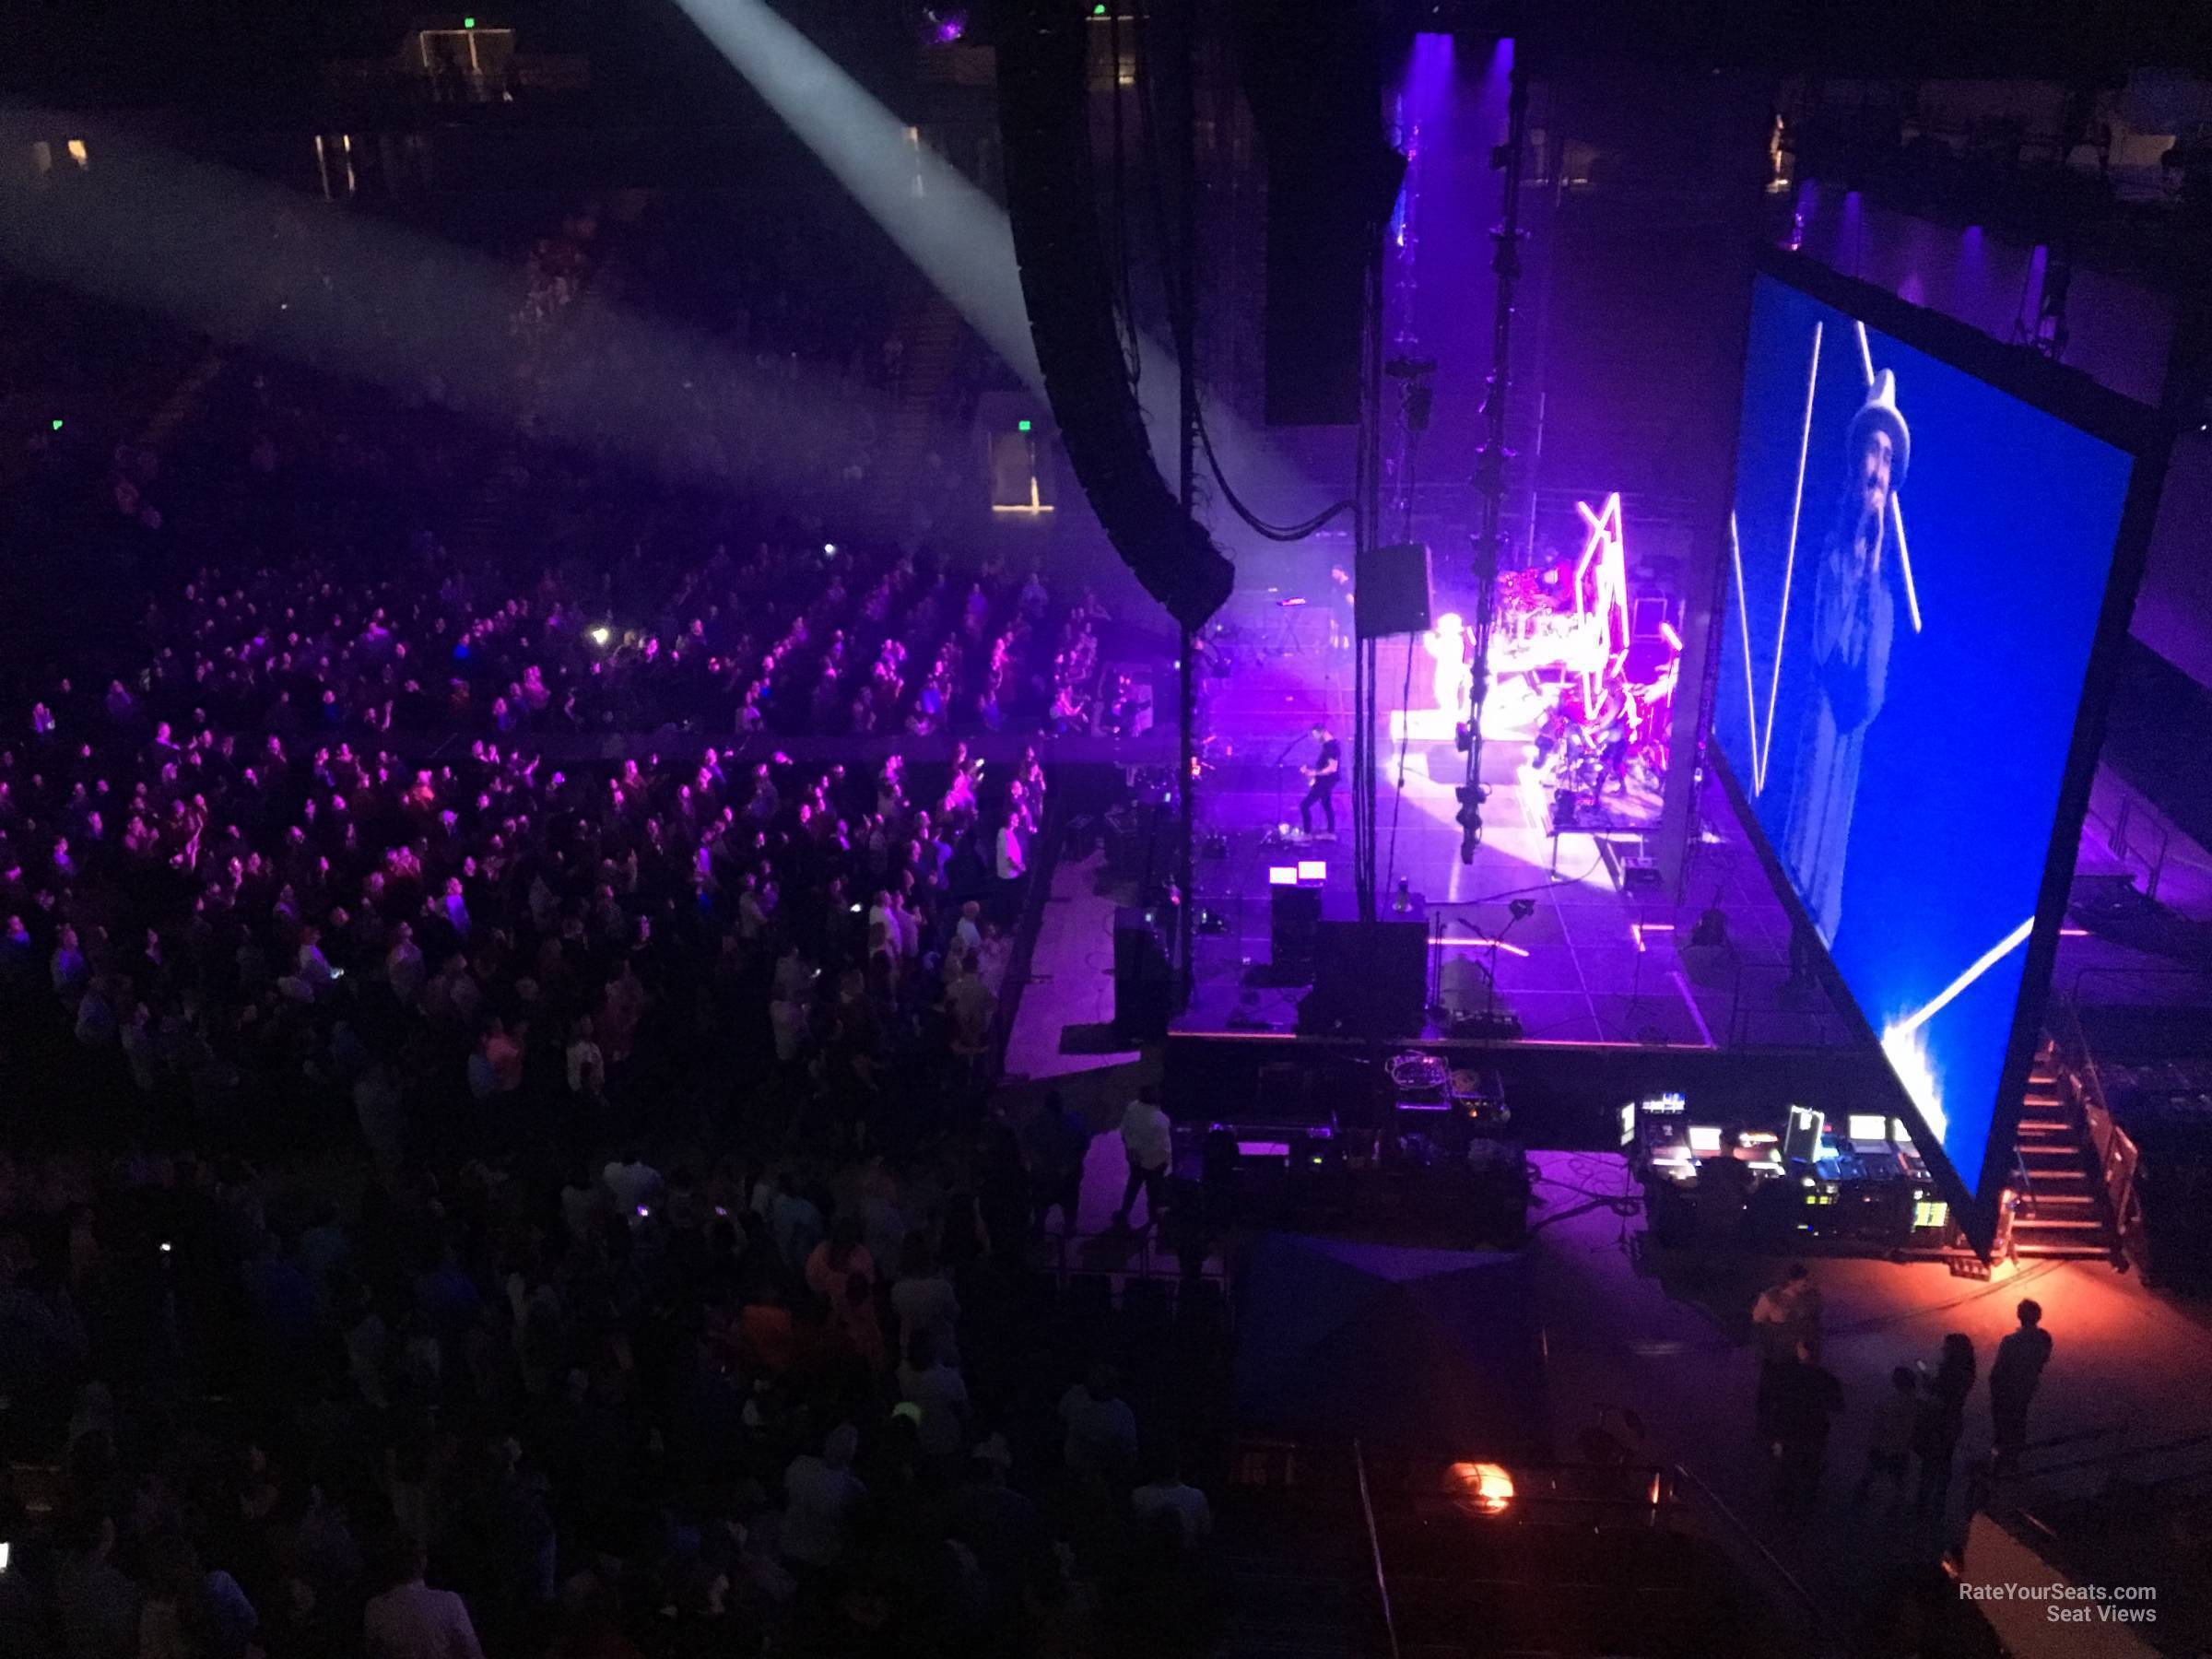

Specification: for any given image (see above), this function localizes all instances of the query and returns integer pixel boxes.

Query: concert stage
[1161,610,1887,1143]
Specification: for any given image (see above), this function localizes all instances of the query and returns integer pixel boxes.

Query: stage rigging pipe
[1459,61,1529,866]
[1173,0,1200,1002]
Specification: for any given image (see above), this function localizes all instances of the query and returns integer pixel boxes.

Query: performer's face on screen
[1853,430,1895,551]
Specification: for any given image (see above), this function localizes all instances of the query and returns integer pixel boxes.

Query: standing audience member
[1752,1263,1822,1438]
[361,1533,486,1659]
[1768,1338,1843,1512]
[1132,1450,1214,1548]
[1113,1087,1173,1232]
[1853,1366,1920,1515]
[781,1423,865,1575]
[1022,1089,1093,1238]
[1912,1332,1977,1516]
[1989,1299,2053,1477]
[1059,1362,1140,1487]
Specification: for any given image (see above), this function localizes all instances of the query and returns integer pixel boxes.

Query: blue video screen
[1717,273,2136,1198]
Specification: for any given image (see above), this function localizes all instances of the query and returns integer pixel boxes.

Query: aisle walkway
[1001,846,1142,1083]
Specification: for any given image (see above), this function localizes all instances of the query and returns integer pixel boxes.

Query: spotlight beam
[0,114,906,506]
[668,0,1043,390]
[673,0,1334,556]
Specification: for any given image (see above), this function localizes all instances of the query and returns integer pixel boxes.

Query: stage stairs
[856,291,965,528]
[2007,1052,2123,1263]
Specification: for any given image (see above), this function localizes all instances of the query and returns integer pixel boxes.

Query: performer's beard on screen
[1846,443,1891,579]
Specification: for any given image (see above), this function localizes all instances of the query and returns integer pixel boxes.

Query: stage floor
[1181,641,1854,1051]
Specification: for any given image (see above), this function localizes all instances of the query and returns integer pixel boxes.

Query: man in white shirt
[770,996,807,1064]
[994,814,1027,924]
[385,923,426,1003]
[1114,1087,1173,1230]
[782,1424,866,1570]
[1133,1458,1214,1548]
[362,1535,485,1659]
[951,900,983,961]
[602,1149,662,1219]
[1059,1363,1139,1482]
[897,1333,971,1463]
[564,1019,605,1097]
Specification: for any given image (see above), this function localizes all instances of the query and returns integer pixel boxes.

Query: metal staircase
[2007,1053,2124,1263]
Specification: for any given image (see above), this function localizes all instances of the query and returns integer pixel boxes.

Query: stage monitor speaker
[1270,886,1324,983]
[1112,905,1174,1041]
[1274,885,1318,986]
[1300,896,1428,1037]
[1354,542,1434,639]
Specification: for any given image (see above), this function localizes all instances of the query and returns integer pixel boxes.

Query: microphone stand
[1426,900,1529,1032]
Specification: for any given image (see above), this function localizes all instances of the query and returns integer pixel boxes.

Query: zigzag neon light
[1729,513,1763,794]
[1571,492,1632,715]
[1759,320,1821,794]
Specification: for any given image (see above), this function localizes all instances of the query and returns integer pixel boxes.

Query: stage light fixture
[1267,865,1298,886]
[1297,860,1326,882]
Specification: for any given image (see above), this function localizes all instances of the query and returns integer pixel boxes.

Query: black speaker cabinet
[1270,885,1324,983]
[1354,542,1433,639]
[1300,894,1428,1037]
[1112,906,1175,1040]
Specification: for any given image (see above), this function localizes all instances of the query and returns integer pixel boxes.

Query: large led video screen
[1717,269,2143,1206]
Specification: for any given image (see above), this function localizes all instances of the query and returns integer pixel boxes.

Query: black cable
[1425,845,1611,912]
[1191,405,1355,541]
[1126,0,1350,554]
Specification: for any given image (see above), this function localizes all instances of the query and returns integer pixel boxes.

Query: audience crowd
[0,191,1222,1659]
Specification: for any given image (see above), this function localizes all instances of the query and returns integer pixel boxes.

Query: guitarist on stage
[1300,722,1340,840]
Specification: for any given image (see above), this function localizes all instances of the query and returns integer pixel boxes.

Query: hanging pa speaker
[996,0,1234,630]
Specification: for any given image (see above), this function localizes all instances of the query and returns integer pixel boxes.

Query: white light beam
[674,0,1333,557]
[1894,916,2036,1039]
[1759,319,1821,792]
